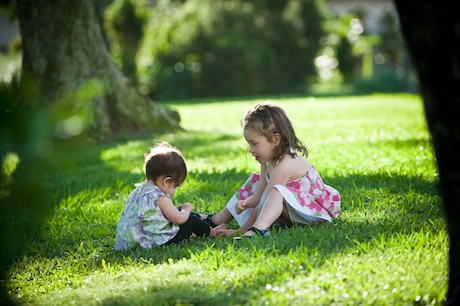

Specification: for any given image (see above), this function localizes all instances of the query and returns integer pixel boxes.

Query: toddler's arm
[158,197,194,225]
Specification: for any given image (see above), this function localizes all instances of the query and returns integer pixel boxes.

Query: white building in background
[327,0,398,33]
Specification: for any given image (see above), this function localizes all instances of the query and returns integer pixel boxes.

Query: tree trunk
[393,1,460,304]
[17,0,181,141]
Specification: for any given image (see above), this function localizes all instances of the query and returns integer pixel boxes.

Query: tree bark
[17,0,181,141]
[393,1,460,304]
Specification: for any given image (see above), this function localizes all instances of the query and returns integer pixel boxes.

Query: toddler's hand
[236,200,246,214]
[181,202,195,212]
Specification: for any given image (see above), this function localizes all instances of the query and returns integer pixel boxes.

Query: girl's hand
[236,200,247,214]
[181,202,195,212]
[218,228,238,236]
[210,224,229,236]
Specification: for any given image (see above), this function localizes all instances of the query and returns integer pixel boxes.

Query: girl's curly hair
[242,101,308,162]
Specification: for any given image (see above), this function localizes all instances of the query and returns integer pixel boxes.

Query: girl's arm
[241,164,268,209]
[235,165,268,214]
[157,196,194,225]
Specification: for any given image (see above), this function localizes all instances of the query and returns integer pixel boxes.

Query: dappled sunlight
[170,101,256,134]
[5,94,448,305]
[100,131,247,173]
[27,225,447,305]
[100,139,152,173]
[340,183,443,232]
[275,230,447,304]
[31,255,254,305]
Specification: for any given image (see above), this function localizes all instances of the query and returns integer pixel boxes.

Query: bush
[137,0,328,99]
[353,67,403,94]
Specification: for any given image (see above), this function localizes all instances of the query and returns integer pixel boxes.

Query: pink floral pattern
[235,166,340,223]
[284,166,341,220]
[237,174,260,200]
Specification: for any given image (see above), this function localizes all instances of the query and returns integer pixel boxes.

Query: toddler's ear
[163,176,173,186]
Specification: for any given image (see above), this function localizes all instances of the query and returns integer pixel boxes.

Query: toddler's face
[162,179,182,196]
[152,175,182,197]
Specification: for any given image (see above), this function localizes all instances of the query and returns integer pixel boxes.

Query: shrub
[137,0,328,99]
[353,67,403,94]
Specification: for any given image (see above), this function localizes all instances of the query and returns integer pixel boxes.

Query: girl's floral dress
[225,164,341,227]
[115,181,179,251]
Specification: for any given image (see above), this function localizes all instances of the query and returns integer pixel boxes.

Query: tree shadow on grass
[46,132,243,208]
[98,276,257,305]
[101,170,443,266]
[3,132,445,304]
[11,167,439,305]
[94,170,444,305]
[1,133,245,303]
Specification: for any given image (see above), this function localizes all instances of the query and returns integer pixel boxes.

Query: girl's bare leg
[210,207,234,225]
[251,189,284,230]
[196,208,233,225]
[238,205,259,233]
[277,203,293,226]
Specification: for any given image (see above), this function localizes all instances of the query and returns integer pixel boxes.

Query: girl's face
[244,128,279,164]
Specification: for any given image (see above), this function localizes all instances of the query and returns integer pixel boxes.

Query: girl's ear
[272,133,281,145]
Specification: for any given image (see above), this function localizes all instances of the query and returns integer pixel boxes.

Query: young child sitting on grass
[208,102,341,237]
[115,141,222,250]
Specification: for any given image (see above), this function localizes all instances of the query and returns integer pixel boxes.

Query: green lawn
[4,94,447,305]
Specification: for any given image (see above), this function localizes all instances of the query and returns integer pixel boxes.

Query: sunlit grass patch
[4,94,447,305]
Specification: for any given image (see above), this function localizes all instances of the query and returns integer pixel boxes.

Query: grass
[3,94,447,305]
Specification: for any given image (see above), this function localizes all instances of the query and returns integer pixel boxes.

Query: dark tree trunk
[16,0,180,140]
[393,1,460,304]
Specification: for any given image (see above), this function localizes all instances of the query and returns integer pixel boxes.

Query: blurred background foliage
[134,0,327,99]
[0,0,414,101]
[100,0,415,99]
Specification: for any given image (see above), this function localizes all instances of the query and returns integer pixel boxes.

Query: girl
[209,102,341,237]
[115,141,220,250]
